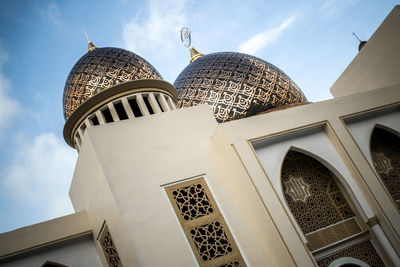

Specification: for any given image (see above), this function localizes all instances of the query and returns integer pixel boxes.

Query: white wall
[70,105,299,266]
[0,235,102,267]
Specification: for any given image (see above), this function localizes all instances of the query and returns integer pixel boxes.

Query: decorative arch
[281,146,367,218]
[281,150,361,250]
[328,257,369,267]
[281,149,384,266]
[369,125,400,209]
[41,261,69,267]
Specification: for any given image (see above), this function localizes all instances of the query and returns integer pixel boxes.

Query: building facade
[0,6,399,267]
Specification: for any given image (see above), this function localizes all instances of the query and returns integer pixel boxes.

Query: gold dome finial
[189,47,204,63]
[180,27,204,63]
[84,31,97,52]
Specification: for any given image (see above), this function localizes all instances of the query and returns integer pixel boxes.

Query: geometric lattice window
[165,177,246,267]
[370,127,400,209]
[99,225,123,267]
[281,150,362,251]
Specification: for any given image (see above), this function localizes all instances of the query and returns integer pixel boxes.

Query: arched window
[41,261,69,267]
[328,257,369,267]
[281,150,384,266]
[370,126,400,209]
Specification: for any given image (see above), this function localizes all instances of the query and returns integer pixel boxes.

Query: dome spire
[189,47,204,63]
[352,32,367,51]
[84,31,97,52]
[180,27,204,63]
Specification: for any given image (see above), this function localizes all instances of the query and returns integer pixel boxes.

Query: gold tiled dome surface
[174,52,307,123]
[63,47,162,120]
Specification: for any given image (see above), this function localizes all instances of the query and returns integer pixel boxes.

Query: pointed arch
[41,261,69,267]
[280,149,385,266]
[369,125,400,209]
[328,257,369,267]
[280,146,366,220]
[281,149,361,248]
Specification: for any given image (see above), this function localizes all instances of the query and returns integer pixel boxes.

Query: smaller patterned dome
[63,47,162,120]
[174,52,307,123]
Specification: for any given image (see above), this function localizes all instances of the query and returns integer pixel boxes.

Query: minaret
[63,38,177,151]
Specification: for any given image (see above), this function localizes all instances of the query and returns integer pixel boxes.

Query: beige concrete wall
[68,84,400,266]
[0,235,101,267]
[63,76,400,267]
[221,84,400,262]
[70,105,301,266]
[69,130,142,267]
[330,6,400,97]
[0,212,90,258]
[0,212,102,266]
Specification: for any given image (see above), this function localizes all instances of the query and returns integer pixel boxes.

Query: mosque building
[0,5,399,267]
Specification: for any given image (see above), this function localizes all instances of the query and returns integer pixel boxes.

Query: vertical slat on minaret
[167,96,176,110]
[158,94,171,111]
[148,93,162,113]
[136,94,151,116]
[96,110,106,124]
[121,97,135,119]
[107,103,120,122]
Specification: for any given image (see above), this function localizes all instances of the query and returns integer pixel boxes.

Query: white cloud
[238,15,296,55]
[0,46,19,136]
[122,0,186,58]
[39,2,62,25]
[2,132,77,222]
[319,0,336,19]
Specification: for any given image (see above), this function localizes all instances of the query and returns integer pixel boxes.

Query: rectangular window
[90,115,100,126]
[128,97,143,117]
[99,224,123,267]
[101,107,114,123]
[113,101,129,120]
[165,177,246,267]
[80,122,87,134]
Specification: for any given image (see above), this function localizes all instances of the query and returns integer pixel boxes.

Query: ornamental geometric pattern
[371,127,400,209]
[281,150,355,234]
[63,47,162,120]
[285,177,311,202]
[189,221,233,261]
[165,178,246,267]
[174,52,307,123]
[171,183,214,221]
[100,226,123,267]
[219,259,242,267]
[373,152,392,175]
[305,218,362,251]
[316,240,384,267]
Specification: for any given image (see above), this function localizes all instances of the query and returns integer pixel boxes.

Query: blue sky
[0,0,395,233]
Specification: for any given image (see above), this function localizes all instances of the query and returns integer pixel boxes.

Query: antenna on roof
[180,27,204,63]
[352,32,367,51]
[84,31,97,52]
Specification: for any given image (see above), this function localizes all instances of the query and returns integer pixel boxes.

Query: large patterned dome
[174,52,307,123]
[63,47,162,120]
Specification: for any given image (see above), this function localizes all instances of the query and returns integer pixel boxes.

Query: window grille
[165,177,246,267]
[99,225,123,267]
